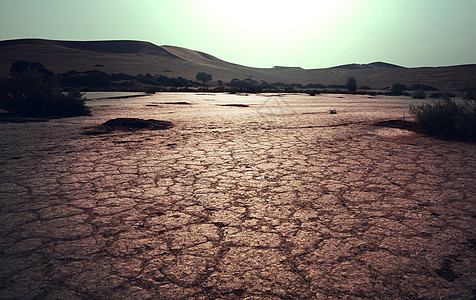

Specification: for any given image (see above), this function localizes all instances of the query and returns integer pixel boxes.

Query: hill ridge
[1,38,475,90]
[330,62,405,70]
[1,38,180,57]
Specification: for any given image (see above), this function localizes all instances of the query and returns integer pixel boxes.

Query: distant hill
[331,62,404,70]
[1,38,475,90]
[272,66,304,70]
[0,39,174,55]
[366,62,404,69]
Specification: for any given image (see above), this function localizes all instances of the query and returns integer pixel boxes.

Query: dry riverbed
[0,93,475,299]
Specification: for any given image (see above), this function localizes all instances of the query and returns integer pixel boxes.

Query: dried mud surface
[1,93,475,299]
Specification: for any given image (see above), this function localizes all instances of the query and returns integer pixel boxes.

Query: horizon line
[1,37,475,70]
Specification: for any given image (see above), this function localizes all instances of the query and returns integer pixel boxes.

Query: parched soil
[0,93,475,299]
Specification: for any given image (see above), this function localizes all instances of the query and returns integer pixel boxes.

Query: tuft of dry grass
[410,94,476,141]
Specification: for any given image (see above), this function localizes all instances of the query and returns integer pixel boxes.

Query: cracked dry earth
[1,93,475,299]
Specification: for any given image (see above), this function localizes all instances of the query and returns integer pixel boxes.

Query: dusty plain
[0,93,475,299]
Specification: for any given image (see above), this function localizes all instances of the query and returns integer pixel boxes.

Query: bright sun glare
[187,0,360,67]
[194,0,350,42]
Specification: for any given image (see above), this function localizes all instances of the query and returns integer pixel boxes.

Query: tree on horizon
[391,83,406,95]
[346,77,357,92]
[196,72,212,85]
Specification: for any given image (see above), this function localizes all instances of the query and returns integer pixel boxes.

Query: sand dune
[1,38,475,90]
[162,45,226,65]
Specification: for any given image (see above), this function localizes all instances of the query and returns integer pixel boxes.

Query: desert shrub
[462,87,476,100]
[412,90,426,99]
[391,83,406,95]
[42,91,91,116]
[410,96,476,140]
[307,91,320,96]
[0,61,90,117]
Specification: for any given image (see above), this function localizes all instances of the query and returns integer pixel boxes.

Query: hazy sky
[1,0,475,69]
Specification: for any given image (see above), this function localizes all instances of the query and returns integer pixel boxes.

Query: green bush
[410,95,476,140]
[0,61,90,117]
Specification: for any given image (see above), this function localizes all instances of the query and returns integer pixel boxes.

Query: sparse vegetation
[0,61,90,117]
[3,61,458,98]
[307,91,320,96]
[409,84,438,91]
[59,70,196,91]
[359,86,373,90]
[410,93,476,141]
[462,87,476,100]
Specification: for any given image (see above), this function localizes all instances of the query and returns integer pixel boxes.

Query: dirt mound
[216,104,249,107]
[102,118,172,129]
[84,118,173,135]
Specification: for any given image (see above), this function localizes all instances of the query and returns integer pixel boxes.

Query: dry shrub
[410,93,476,140]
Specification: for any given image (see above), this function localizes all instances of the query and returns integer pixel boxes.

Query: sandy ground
[0,93,475,299]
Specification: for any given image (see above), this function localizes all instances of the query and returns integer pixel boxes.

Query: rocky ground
[0,93,475,299]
